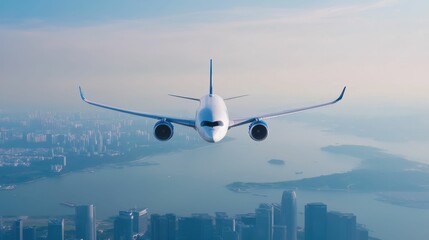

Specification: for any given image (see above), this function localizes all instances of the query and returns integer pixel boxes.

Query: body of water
[1,120,428,240]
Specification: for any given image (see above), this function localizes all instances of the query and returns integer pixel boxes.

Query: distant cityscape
[0,112,199,187]
[1,113,377,240]
[0,190,374,240]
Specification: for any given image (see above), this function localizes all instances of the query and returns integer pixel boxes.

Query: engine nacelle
[248,120,269,141]
[153,121,174,141]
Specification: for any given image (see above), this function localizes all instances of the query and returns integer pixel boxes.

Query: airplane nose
[212,135,222,143]
[200,127,225,143]
[206,131,215,143]
[207,129,223,143]
[203,128,217,143]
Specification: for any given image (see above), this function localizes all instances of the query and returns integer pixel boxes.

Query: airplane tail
[209,59,213,95]
[167,60,214,102]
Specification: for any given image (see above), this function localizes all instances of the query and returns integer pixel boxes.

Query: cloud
[0,0,427,113]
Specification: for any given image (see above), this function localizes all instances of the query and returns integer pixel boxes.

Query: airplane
[79,59,346,143]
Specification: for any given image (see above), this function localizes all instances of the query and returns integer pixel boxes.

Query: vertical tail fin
[209,59,213,95]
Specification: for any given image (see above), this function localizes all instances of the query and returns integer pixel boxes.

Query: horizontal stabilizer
[224,94,249,101]
[168,94,200,101]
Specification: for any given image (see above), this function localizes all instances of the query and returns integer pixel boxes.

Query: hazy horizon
[1,0,428,114]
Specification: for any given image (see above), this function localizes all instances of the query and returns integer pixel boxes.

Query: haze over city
[1,1,429,240]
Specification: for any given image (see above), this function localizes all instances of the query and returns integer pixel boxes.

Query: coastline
[226,145,429,209]
[0,139,206,188]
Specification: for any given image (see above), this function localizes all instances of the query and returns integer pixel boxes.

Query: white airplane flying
[79,59,346,143]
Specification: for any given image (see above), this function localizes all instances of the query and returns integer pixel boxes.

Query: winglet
[335,86,347,103]
[209,59,213,95]
[79,86,86,101]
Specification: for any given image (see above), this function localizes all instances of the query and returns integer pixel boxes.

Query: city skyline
[0,191,371,240]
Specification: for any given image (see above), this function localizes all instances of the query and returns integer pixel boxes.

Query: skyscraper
[23,227,36,240]
[272,225,287,240]
[13,219,23,240]
[114,211,134,240]
[236,214,256,240]
[75,205,96,240]
[130,208,148,234]
[356,225,369,240]
[236,224,254,240]
[151,214,176,240]
[48,219,64,240]
[255,203,273,240]
[214,212,236,240]
[271,204,282,226]
[97,131,104,153]
[178,214,214,240]
[297,228,305,240]
[281,190,297,240]
[304,202,327,240]
[327,211,356,240]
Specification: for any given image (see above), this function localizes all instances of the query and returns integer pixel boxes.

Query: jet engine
[154,121,174,141]
[248,120,268,141]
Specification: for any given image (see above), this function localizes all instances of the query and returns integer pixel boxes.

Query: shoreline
[226,144,429,209]
[0,139,206,188]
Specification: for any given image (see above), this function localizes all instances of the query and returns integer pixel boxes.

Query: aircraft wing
[229,86,346,128]
[79,87,195,128]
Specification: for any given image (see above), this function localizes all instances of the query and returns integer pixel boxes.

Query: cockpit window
[201,121,224,127]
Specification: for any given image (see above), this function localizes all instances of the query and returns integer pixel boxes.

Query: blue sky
[0,0,392,26]
[0,0,428,114]
[0,1,346,24]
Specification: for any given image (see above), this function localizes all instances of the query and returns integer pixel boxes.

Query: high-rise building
[75,205,96,240]
[214,212,236,240]
[23,227,36,240]
[297,228,305,240]
[236,214,256,226]
[48,219,64,240]
[236,224,254,240]
[97,131,104,153]
[272,225,287,240]
[281,190,297,240]
[356,225,369,240]
[327,211,356,240]
[304,202,327,240]
[114,211,134,240]
[272,204,282,226]
[52,156,67,167]
[178,214,214,240]
[255,203,273,240]
[236,214,256,240]
[13,219,23,240]
[130,208,148,234]
[151,214,176,240]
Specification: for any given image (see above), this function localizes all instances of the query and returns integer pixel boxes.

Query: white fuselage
[195,94,229,143]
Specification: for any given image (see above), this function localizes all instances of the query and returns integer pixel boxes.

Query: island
[267,159,285,165]
[227,145,429,208]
